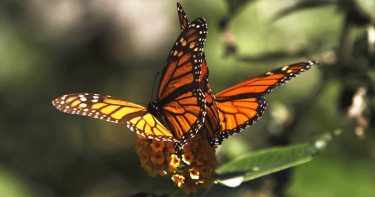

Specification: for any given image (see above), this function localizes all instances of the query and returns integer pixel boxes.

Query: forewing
[52,93,175,142]
[157,18,207,101]
[216,61,318,100]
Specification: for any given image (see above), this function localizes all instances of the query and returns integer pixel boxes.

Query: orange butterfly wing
[216,97,267,140]
[216,61,318,99]
[157,16,207,101]
[214,61,319,142]
[52,93,175,141]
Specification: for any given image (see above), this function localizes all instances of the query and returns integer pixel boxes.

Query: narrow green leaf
[216,130,341,187]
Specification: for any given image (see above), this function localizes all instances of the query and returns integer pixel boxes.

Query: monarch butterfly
[177,3,319,145]
[52,4,209,147]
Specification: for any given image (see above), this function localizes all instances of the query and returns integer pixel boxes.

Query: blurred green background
[0,0,374,196]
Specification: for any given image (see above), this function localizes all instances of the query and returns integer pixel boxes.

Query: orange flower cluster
[134,130,218,193]
[134,136,175,177]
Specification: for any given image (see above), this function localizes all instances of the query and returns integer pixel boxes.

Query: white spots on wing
[79,103,87,108]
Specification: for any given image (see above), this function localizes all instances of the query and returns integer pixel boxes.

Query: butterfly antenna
[150,72,160,101]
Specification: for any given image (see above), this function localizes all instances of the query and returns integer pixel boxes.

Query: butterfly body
[147,101,170,131]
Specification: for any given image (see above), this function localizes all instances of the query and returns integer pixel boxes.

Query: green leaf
[216,130,341,187]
